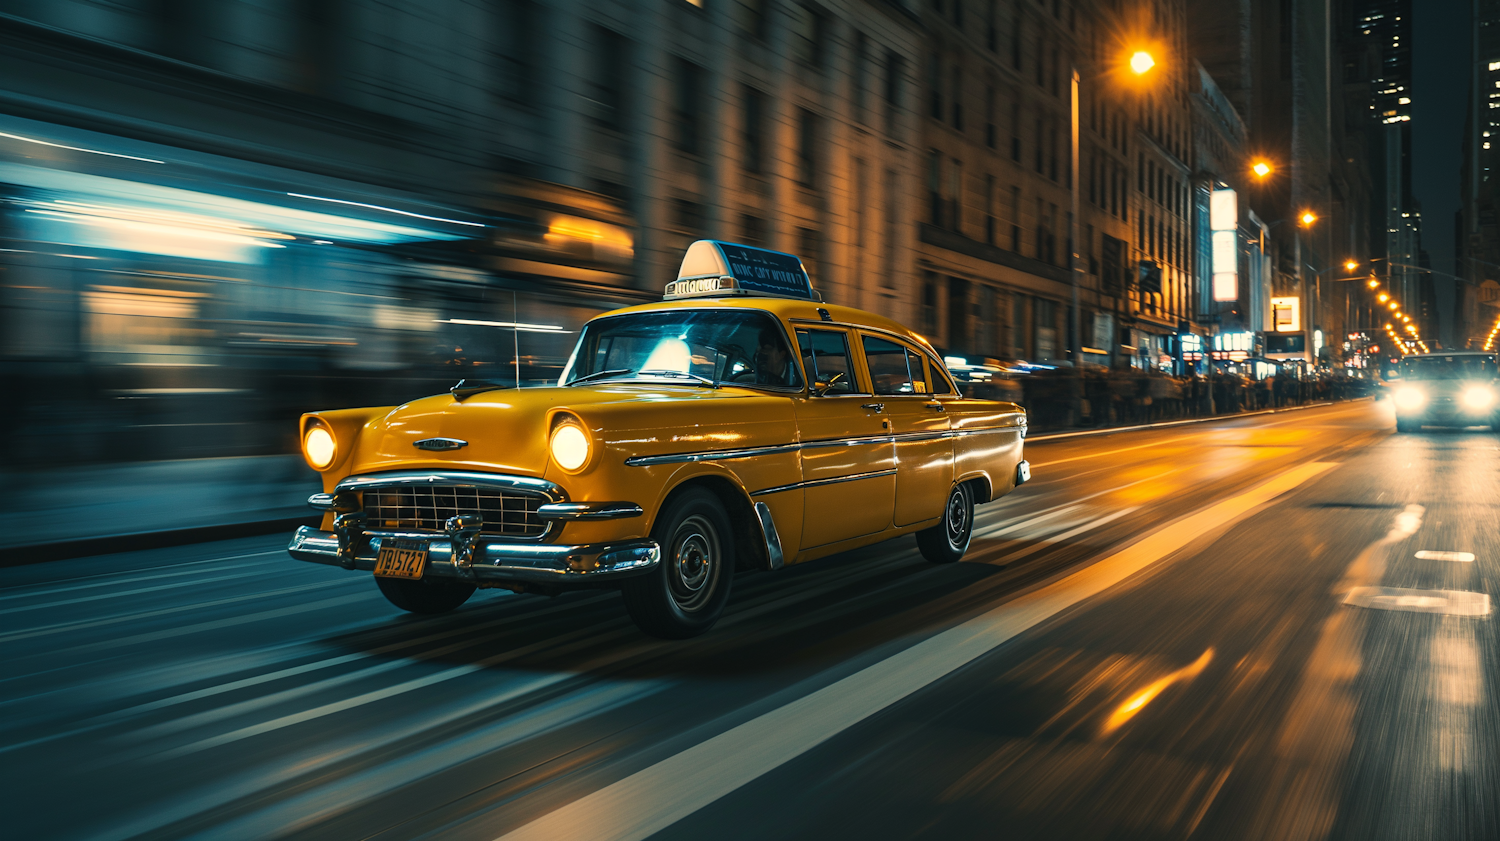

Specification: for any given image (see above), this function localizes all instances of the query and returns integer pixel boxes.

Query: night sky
[1412,0,1470,343]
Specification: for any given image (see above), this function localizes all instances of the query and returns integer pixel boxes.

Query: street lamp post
[1070,67,1083,369]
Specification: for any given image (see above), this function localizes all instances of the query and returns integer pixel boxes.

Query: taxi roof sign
[666,240,819,301]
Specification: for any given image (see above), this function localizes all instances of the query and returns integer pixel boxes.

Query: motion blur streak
[1101,648,1214,735]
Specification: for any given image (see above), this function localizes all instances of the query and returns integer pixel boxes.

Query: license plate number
[374,540,428,579]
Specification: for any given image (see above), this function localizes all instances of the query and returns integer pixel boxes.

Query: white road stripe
[1415,550,1476,563]
[0,569,280,616]
[0,581,356,644]
[493,460,1338,841]
[0,551,281,598]
[982,507,1139,566]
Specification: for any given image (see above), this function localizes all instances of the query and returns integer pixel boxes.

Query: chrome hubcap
[945,488,970,549]
[668,513,718,612]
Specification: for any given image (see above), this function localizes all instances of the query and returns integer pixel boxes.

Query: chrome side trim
[623,443,802,466]
[750,468,897,497]
[536,501,645,521]
[334,470,566,503]
[753,501,785,571]
[622,423,1022,466]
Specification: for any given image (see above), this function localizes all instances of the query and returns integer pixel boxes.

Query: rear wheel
[375,576,476,614]
[917,482,975,563]
[622,489,734,638]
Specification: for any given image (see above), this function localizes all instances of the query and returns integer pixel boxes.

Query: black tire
[622,488,734,639]
[917,482,975,564]
[1396,418,1418,433]
[375,575,476,614]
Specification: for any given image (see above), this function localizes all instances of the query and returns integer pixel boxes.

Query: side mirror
[812,372,847,396]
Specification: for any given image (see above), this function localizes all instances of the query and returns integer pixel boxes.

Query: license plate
[374,539,428,579]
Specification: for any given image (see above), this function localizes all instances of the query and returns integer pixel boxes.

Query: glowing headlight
[1463,386,1496,410]
[1392,387,1426,411]
[304,426,336,469]
[550,423,590,471]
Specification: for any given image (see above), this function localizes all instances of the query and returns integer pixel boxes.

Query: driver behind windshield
[754,327,794,386]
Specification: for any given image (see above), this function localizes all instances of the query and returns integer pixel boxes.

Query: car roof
[591,296,939,353]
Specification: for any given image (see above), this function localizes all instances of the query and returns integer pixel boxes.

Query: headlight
[1463,386,1496,410]
[304,426,336,469]
[1392,387,1426,411]
[549,421,590,471]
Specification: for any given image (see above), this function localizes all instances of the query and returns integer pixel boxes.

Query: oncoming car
[1389,351,1500,433]
[288,240,1030,637]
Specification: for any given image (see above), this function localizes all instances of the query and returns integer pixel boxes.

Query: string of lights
[1364,273,1429,355]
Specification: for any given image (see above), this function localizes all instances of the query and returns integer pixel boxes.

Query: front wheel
[917,482,975,563]
[621,489,734,639]
[375,576,476,614]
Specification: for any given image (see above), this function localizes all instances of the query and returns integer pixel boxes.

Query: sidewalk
[0,455,321,564]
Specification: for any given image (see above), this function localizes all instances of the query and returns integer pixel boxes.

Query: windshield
[563,309,803,389]
[1397,355,1498,381]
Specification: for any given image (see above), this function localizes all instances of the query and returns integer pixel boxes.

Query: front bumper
[287,526,659,586]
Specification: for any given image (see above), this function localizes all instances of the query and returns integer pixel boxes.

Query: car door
[792,327,896,548]
[859,333,953,527]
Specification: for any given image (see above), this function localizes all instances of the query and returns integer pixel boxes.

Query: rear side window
[862,335,922,395]
[796,329,857,394]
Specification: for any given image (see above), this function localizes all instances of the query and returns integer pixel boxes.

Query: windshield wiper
[567,368,635,386]
[635,369,719,388]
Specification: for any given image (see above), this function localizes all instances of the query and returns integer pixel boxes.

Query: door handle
[925,402,945,412]
[861,402,884,413]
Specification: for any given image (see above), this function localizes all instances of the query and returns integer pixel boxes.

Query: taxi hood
[340,383,787,479]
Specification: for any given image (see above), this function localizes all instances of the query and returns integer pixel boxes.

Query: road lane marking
[1415,550,1475,563]
[975,504,1085,539]
[493,460,1338,841]
[0,569,279,616]
[1032,435,1197,467]
[0,551,281,598]
[0,581,356,644]
[1343,587,1491,616]
[981,507,1138,566]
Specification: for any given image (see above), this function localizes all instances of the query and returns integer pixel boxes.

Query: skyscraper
[1356,0,1420,315]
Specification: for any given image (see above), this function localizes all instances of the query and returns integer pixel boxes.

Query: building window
[672,57,704,155]
[797,108,821,188]
[493,0,539,107]
[1011,11,1023,70]
[589,26,628,129]
[985,174,997,245]
[853,31,869,123]
[736,0,769,40]
[985,85,996,148]
[923,275,940,337]
[671,198,706,236]
[1010,100,1022,162]
[743,86,766,173]
[951,63,964,129]
[742,213,767,247]
[885,51,905,137]
[1048,120,1058,181]
[929,51,944,120]
[949,157,962,232]
[791,4,828,68]
[928,150,945,226]
[798,227,825,286]
[1009,185,1021,251]
[1034,117,1044,172]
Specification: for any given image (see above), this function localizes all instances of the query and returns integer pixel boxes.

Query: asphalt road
[5,398,1498,841]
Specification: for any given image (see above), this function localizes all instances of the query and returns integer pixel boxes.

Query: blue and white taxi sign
[665,240,819,301]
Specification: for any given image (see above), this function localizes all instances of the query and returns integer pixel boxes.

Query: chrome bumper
[286,526,659,585]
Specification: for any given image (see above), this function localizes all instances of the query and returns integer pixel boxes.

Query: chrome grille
[362,485,546,537]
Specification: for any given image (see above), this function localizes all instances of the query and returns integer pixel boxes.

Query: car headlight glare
[304,426,336,469]
[1393,387,1426,411]
[550,422,590,471]
[1463,386,1496,410]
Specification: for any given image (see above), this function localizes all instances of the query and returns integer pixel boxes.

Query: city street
[4,398,1498,840]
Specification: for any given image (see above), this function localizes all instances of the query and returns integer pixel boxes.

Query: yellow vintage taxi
[288,240,1030,637]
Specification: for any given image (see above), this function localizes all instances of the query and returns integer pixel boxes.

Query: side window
[861,335,920,395]
[796,329,857,394]
[922,354,955,394]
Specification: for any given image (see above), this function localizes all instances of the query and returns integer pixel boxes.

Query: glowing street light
[1368,279,1379,288]
[1378,293,1389,302]
[1252,160,1273,179]
[1130,51,1156,75]
[1300,211,1318,226]
[1345,259,1359,272]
